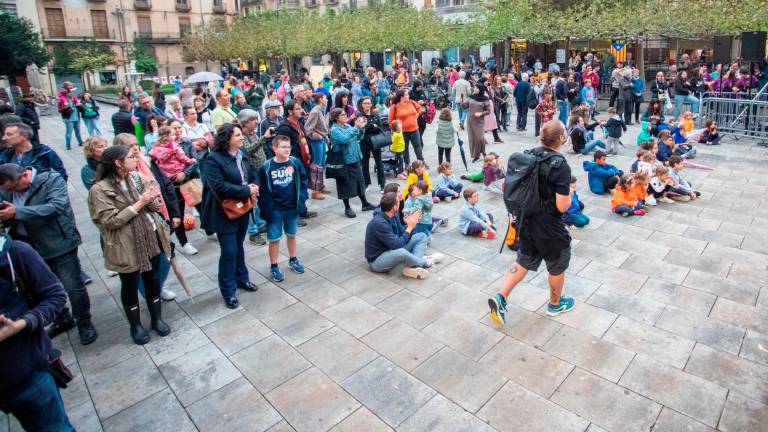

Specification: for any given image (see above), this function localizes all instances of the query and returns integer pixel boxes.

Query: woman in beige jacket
[88,144,173,345]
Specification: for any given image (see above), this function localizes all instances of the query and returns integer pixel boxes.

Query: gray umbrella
[183,71,224,85]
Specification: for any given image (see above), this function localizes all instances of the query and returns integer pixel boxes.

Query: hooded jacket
[0,143,68,182]
[583,160,622,194]
[0,237,67,397]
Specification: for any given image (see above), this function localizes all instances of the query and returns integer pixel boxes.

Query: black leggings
[438,147,452,164]
[173,185,188,246]
[604,175,619,191]
[360,139,385,189]
[119,254,161,307]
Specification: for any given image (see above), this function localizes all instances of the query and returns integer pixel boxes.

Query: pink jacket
[149,141,195,178]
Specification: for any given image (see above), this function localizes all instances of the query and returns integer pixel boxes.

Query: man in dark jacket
[0,236,75,431]
[111,99,135,135]
[364,192,440,279]
[554,71,569,125]
[0,123,67,181]
[14,94,40,144]
[0,164,97,345]
[274,100,316,220]
[513,74,532,131]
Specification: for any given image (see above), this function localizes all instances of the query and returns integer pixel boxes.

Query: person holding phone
[88,145,173,345]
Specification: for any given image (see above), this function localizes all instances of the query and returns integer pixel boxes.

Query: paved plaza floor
[3,104,768,432]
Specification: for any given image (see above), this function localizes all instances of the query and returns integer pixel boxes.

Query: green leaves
[0,12,50,76]
[130,38,158,74]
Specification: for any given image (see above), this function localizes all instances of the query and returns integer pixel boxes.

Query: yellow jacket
[391,131,405,153]
[403,171,433,200]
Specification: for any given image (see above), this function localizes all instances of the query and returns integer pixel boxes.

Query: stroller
[375,111,400,177]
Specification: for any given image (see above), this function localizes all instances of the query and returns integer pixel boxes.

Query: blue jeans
[558,101,569,125]
[458,105,468,124]
[216,216,249,300]
[247,206,267,235]
[47,249,91,326]
[63,120,83,149]
[266,208,299,242]
[309,138,327,166]
[615,204,643,215]
[581,139,606,155]
[138,252,171,297]
[0,371,75,432]
[83,117,102,136]
[673,94,700,120]
[369,232,429,272]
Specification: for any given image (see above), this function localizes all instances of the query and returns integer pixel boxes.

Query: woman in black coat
[354,96,386,192]
[201,124,260,309]
[15,94,40,144]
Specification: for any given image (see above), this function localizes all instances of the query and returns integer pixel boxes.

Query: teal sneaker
[488,293,508,327]
[546,296,575,316]
[288,258,305,274]
[270,266,285,283]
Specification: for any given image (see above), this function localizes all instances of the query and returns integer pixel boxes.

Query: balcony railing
[175,1,191,12]
[306,0,318,7]
[134,0,152,10]
[134,32,183,44]
[213,2,226,13]
[324,0,338,4]
[42,27,117,41]
[241,0,261,5]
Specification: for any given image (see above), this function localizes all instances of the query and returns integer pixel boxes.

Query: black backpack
[526,87,538,110]
[502,149,564,220]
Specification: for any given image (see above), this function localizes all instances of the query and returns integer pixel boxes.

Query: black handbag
[369,131,392,150]
[325,144,347,180]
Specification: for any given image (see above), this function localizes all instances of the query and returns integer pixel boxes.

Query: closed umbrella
[183,71,223,85]
[456,132,468,171]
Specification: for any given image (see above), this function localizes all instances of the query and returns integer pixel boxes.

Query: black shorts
[516,233,571,275]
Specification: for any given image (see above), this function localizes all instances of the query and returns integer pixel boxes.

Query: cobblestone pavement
[3,104,768,432]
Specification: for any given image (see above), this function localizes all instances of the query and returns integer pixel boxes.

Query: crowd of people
[0,49,763,430]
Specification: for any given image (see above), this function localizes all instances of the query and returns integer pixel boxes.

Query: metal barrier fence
[699,95,768,144]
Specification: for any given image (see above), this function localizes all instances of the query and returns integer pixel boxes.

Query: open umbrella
[183,71,223,86]
[456,132,468,171]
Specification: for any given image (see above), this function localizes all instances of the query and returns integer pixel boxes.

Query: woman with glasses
[88,145,173,345]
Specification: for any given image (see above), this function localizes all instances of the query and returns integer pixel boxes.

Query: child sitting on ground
[434,162,464,202]
[564,176,590,228]
[457,187,496,238]
[649,166,676,204]
[404,181,434,236]
[482,154,504,194]
[632,170,653,206]
[461,152,499,182]
[698,119,721,145]
[604,106,627,155]
[636,150,656,178]
[391,120,406,179]
[636,121,653,146]
[611,175,646,217]
[402,160,435,202]
[582,150,623,194]
[668,155,701,202]
[656,131,676,163]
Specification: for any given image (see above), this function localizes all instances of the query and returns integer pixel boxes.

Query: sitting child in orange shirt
[612,174,646,217]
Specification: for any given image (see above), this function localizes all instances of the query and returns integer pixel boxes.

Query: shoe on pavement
[361,203,375,211]
[659,196,675,204]
[78,321,98,345]
[224,297,239,309]
[345,208,357,218]
[488,293,508,326]
[546,296,575,316]
[670,194,691,202]
[402,267,428,279]
[82,274,93,285]
[47,318,76,339]
[107,270,119,278]
[160,288,176,301]
[301,211,318,218]
[237,281,258,292]
[270,266,285,282]
[297,218,308,227]
[288,258,305,274]
[423,253,444,265]
[178,243,198,255]
[249,233,267,246]
[633,209,646,216]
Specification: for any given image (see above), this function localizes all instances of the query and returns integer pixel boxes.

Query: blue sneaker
[270,266,285,283]
[546,296,575,316]
[288,258,305,274]
[488,293,508,327]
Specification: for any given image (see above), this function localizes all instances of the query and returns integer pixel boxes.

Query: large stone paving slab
[397,395,496,432]
[186,378,282,432]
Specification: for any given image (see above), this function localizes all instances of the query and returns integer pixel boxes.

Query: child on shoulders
[434,162,464,202]
[482,154,504,194]
[582,150,622,194]
[611,174,646,217]
[457,187,496,238]
[564,176,590,228]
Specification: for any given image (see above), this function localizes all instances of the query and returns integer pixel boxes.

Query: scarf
[135,156,169,219]
[470,83,489,102]
[287,118,311,166]
[114,174,160,273]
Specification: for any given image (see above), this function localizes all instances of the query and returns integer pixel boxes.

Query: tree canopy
[0,12,50,77]
[130,38,159,74]
[182,0,768,62]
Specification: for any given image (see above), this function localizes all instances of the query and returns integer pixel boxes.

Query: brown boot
[311,190,325,200]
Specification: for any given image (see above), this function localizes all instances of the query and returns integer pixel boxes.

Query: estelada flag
[611,42,627,62]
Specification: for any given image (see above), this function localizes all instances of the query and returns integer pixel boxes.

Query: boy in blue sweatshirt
[457,187,496,238]
[582,150,623,194]
[563,176,590,228]
[257,135,308,282]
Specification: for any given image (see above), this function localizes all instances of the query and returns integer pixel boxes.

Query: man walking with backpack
[488,120,575,326]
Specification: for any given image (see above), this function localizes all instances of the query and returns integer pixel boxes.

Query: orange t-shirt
[631,183,648,202]
[611,187,638,211]
[388,100,422,133]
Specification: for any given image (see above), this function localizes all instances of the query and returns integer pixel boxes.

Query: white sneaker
[107,270,118,278]
[178,243,199,255]
[402,267,428,279]
[646,195,657,206]
[424,253,444,265]
[445,196,452,203]
[160,288,176,301]
[659,196,675,204]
